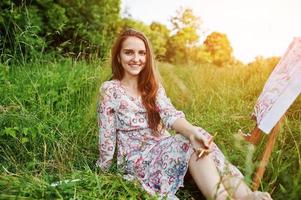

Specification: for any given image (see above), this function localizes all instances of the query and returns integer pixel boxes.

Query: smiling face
[118,36,146,79]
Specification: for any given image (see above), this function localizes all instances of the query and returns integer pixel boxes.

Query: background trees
[164,8,234,66]
[165,8,201,63]
[0,0,120,63]
[0,1,278,67]
[149,22,170,61]
[203,32,233,66]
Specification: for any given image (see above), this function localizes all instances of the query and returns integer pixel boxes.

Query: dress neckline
[114,79,142,101]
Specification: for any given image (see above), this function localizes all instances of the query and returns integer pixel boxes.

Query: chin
[129,68,143,75]
[129,71,142,76]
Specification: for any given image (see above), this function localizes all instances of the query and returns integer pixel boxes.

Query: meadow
[0,59,300,199]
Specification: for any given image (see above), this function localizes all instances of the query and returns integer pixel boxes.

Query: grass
[0,59,300,199]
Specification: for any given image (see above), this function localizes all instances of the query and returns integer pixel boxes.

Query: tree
[166,8,202,63]
[203,32,233,66]
[0,0,121,63]
[54,0,121,60]
[191,46,212,64]
[170,8,201,44]
[149,22,170,60]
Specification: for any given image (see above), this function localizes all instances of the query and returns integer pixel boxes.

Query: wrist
[188,127,198,141]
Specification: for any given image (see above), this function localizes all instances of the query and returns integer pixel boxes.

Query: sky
[121,0,301,63]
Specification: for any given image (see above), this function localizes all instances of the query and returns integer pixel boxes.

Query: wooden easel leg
[252,119,283,190]
[242,126,262,145]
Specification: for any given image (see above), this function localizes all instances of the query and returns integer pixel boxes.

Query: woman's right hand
[189,128,214,159]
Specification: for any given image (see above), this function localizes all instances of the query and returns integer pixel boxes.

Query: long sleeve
[156,85,185,130]
[96,82,117,172]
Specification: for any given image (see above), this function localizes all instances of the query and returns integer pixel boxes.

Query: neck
[120,75,139,90]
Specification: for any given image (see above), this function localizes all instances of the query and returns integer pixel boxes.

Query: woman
[96,28,272,200]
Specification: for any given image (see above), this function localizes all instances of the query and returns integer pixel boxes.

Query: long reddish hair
[111,28,162,135]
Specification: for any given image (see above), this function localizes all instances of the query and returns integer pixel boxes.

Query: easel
[242,37,301,191]
[242,115,284,190]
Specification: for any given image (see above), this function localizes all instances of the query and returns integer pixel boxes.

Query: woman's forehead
[121,36,146,50]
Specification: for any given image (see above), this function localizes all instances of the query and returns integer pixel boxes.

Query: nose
[132,53,141,62]
[133,55,139,62]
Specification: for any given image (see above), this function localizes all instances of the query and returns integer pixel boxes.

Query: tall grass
[0,60,300,199]
[160,62,301,199]
[1,59,100,170]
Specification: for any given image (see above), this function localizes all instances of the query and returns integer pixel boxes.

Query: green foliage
[191,46,213,64]
[57,0,121,59]
[170,8,201,45]
[166,8,201,64]
[46,3,68,32]
[204,32,233,66]
[149,22,170,60]
[0,170,154,199]
[0,59,109,173]
[0,0,121,63]
[0,2,46,64]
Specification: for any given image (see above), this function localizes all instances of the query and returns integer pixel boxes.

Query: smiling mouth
[129,64,143,68]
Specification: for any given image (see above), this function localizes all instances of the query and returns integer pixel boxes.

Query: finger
[199,135,211,148]
[204,142,214,153]
[207,143,213,149]
[193,135,206,148]
[204,136,214,148]
[208,136,213,143]
[206,148,214,154]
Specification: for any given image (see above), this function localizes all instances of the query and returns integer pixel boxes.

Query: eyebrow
[122,48,146,51]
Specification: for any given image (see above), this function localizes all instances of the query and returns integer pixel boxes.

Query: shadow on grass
[177,170,206,200]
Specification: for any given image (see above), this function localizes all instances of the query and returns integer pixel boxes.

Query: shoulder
[157,83,167,95]
[98,80,121,107]
[100,80,119,93]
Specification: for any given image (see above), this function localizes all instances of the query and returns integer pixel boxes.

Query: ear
[117,55,121,63]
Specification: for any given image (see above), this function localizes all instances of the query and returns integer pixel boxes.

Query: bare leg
[222,176,272,200]
[221,175,252,197]
[189,127,272,199]
[218,164,272,200]
[189,153,272,200]
[188,153,229,200]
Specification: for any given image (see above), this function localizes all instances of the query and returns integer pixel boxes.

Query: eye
[124,50,134,55]
[139,51,146,56]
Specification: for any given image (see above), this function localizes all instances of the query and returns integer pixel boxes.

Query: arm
[172,118,212,148]
[156,85,212,148]
[172,118,197,139]
[156,85,185,130]
[96,82,117,172]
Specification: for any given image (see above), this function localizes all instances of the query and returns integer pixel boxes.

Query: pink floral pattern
[96,80,243,199]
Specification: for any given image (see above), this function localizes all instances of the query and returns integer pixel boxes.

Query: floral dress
[96,80,243,199]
